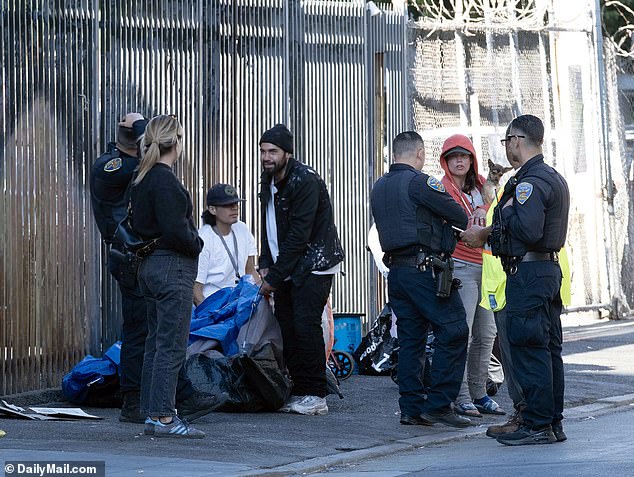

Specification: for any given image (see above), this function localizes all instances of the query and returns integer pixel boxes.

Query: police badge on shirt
[515,182,534,204]
[104,157,123,172]
[427,176,446,193]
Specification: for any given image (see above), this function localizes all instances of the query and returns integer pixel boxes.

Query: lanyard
[212,226,240,281]
[448,180,475,214]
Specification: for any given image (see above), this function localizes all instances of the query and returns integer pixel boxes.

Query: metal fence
[2,0,629,396]
[0,1,407,395]
[404,1,631,320]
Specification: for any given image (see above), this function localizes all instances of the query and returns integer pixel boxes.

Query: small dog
[482,159,513,205]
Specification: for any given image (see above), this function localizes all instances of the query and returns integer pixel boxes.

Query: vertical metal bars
[1,1,407,394]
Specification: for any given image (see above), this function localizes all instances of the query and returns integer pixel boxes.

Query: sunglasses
[500,135,525,145]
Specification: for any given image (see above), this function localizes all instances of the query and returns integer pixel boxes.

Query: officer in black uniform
[371,131,471,428]
[461,115,570,445]
[91,113,220,423]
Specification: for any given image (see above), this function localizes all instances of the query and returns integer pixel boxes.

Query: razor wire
[603,0,634,57]
[408,0,548,28]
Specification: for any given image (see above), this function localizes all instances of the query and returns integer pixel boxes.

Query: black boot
[552,420,567,442]
[119,391,144,423]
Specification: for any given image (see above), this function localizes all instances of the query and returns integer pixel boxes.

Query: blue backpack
[62,342,121,404]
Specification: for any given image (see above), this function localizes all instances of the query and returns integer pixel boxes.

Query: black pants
[505,260,564,428]
[109,251,194,401]
[274,274,332,398]
[388,266,468,416]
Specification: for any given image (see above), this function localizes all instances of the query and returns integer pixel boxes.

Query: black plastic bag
[353,304,400,375]
[184,343,292,412]
[238,344,293,410]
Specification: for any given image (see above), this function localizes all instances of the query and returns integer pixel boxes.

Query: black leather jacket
[259,157,345,288]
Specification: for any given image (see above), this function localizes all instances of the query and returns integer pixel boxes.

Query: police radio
[490,177,518,257]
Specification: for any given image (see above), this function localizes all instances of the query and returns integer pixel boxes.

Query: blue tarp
[62,341,121,403]
[189,277,261,356]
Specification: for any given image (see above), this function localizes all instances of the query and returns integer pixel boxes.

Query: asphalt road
[318,407,634,477]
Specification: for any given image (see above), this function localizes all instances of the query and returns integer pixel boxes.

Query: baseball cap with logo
[206,183,245,206]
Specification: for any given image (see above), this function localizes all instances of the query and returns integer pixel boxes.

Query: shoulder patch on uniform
[103,157,122,172]
[426,176,445,193]
[516,182,533,204]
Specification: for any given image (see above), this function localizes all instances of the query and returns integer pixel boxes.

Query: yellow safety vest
[479,190,571,311]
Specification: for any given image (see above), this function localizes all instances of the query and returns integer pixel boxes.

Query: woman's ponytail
[132,115,183,186]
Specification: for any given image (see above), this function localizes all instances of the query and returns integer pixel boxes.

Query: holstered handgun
[415,250,428,271]
[426,255,456,298]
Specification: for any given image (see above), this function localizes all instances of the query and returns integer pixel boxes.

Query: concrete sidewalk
[1,317,633,476]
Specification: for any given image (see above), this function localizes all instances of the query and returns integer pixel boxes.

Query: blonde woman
[130,115,204,438]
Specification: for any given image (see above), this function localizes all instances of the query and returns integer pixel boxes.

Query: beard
[263,155,289,176]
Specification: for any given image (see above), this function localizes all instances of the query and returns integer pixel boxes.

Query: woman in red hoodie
[440,134,505,418]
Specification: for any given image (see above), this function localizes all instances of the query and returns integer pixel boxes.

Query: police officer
[90,113,221,423]
[461,115,570,445]
[371,131,471,428]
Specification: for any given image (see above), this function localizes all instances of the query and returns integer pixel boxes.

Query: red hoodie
[439,134,488,265]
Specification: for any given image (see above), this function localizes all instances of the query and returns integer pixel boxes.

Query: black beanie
[259,124,293,154]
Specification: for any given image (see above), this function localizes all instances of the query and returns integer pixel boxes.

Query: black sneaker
[119,392,144,424]
[496,424,557,446]
[552,420,567,442]
[419,410,474,428]
[177,391,229,422]
[400,414,434,426]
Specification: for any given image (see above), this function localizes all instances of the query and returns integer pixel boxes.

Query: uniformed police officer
[461,115,570,445]
[371,131,472,428]
[90,113,220,423]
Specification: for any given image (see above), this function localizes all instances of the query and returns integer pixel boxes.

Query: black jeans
[138,250,198,417]
[109,251,194,401]
[274,274,332,398]
[388,266,468,417]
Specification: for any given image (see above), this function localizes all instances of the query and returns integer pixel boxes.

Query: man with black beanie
[258,124,345,415]
[90,113,222,424]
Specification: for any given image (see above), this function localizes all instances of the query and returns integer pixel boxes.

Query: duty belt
[387,255,420,268]
[523,251,559,263]
[502,251,559,275]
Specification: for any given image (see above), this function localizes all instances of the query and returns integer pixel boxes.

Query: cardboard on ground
[0,400,101,420]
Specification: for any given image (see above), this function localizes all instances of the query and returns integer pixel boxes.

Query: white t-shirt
[266,179,279,262]
[195,221,258,299]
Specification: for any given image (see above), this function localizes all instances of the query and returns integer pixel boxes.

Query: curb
[0,388,64,407]
[240,393,634,477]
[238,427,483,477]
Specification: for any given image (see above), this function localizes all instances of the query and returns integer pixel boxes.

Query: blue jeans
[388,265,468,416]
[138,250,198,417]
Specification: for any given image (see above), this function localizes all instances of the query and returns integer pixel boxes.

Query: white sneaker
[278,395,301,413]
[288,395,328,415]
